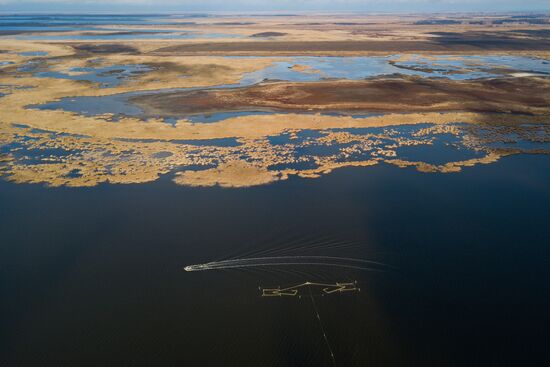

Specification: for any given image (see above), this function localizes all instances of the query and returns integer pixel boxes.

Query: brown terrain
[130,76,550,117]
[1,13,549,188]
[151,39,550,56]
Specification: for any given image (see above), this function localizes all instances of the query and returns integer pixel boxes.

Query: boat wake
[184,256,390,272]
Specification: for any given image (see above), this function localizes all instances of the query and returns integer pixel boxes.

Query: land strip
[152,39,550,56]
[131,76,550,117]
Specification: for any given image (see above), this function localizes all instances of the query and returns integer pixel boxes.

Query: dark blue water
[1,154,549,366]
[396,133,485,165]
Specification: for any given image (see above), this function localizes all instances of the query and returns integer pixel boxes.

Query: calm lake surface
[1,154,549,366]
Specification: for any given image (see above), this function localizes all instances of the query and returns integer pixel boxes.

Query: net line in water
[260,281,359,297]
[259,281,358,366]
[309,287,337,367]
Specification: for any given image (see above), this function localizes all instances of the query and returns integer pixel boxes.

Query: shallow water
[34,54,550,121]
[18,51,49,57]
[0,15,242,40]
[237,55,550,82]
[36,93,143,115]
[18,30,242,41]
[36,64,151,88]
[185,110,276,123]
[396,138,485,165]
[0,14,177,26]
[396,54,550,78]
[1,154,549,366]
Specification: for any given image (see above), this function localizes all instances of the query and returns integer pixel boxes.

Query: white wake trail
[184,256,391,272]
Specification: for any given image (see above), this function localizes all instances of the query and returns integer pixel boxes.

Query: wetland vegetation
[1,11,549,367]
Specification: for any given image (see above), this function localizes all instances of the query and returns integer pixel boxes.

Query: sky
[0,0,548,13]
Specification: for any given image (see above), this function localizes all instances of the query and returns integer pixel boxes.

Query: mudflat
[130,76,550,116]
[152,39,550,56]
